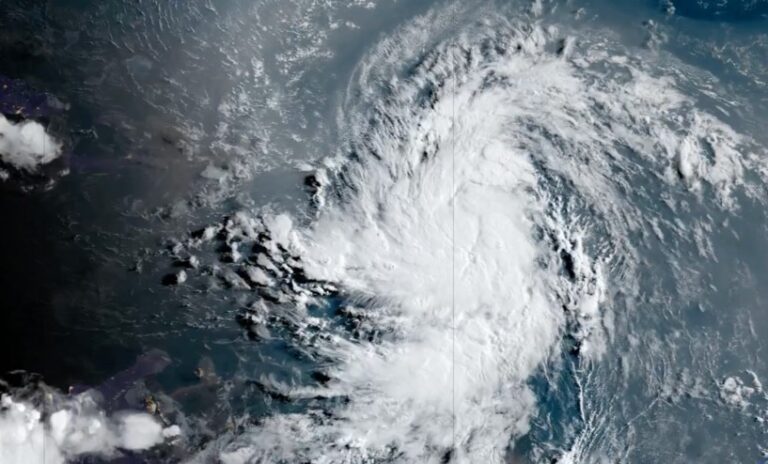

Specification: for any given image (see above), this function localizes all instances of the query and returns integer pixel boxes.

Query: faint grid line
[451,1,457,458]
[44,125,46,464]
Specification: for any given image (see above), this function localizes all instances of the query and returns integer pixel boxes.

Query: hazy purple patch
[0,74,66,120]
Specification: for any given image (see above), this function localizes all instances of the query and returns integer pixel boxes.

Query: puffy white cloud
[0,114,61,172]
[0,394,176,464]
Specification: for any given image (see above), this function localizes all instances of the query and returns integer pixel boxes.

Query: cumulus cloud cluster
[0,114,62,172]
[0,393,177,464]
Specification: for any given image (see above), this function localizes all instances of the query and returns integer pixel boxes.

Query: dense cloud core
[0,114,61,172]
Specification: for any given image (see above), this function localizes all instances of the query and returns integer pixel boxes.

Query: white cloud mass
[0,114,62,172]
[0,394,174,464]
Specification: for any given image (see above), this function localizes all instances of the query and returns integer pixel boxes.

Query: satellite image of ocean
[1,0,768,463]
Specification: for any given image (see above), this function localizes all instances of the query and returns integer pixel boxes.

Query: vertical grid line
[451,1,457,459]
[43,122,46,464]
